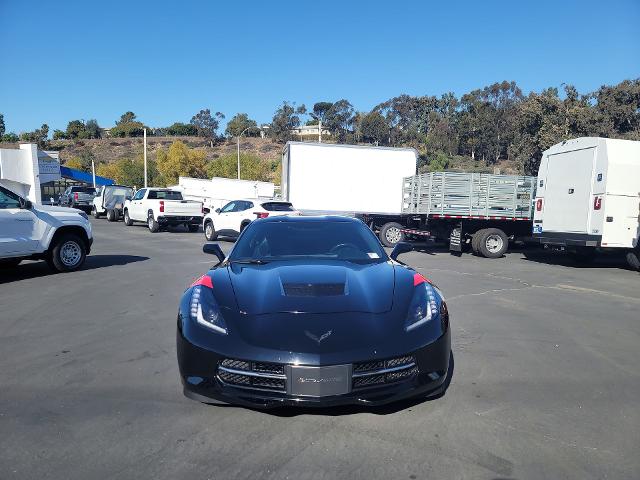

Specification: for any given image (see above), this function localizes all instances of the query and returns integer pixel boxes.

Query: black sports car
[177,216,451,408]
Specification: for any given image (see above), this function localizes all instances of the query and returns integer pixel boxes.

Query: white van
[533,137,640,269]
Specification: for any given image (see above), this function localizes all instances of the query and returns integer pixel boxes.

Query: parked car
[92,184,135,221]
[177,216,451,408]
[0,184,93,272]
[123,188,203,232]
[203,199,299,241]
[58,186,97,212]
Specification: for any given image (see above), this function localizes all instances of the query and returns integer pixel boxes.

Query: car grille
[217,355,418,394]
[352,355,418,389]
[218,359,286,392]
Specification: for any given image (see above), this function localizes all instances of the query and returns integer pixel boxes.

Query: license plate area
[286,364,352,397]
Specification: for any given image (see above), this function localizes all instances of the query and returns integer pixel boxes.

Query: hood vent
[282,282,346,297]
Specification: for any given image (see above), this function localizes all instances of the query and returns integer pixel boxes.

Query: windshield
[230,220,387,263]
[72,187,97,194]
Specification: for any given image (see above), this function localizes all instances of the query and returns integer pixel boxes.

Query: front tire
[626,250,640,271]
[49,234,86,272]
[204,220,217,241]
[123,209,133,226]
[477,228,508,258]
[379,222,404,247]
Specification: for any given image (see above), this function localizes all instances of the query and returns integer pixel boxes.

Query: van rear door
[542,147,597,233]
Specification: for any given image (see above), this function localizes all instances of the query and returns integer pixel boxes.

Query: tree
[117,112,137,125]
[66,120,87,139]
[156,140,207,185]
[166,122,198,136]
[96,156,161,187]
[110,121,146,137]
[190,109,224,146]
[0,114,5,138]
[225,113,258,137]
[309,102,334,126]
[207,153,273,182]
[2,132,19,142]
[53,129,67,140]
[360,111,388,145]
[85,119,101,139]
[269,101,306,142]
[324,99,355,141]
[20,124,49,148]
[64,157,84,171]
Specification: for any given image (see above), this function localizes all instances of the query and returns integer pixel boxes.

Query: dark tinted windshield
[231,220,386,263]
[261,202,294,211]
[148,190,183,200]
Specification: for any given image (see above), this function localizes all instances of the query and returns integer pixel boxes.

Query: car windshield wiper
[230,258,270,265]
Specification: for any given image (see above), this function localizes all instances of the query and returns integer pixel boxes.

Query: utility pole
[318,119,322,143]
[91,158,96,188]
[143,128,148,188]
[236,134,241,180]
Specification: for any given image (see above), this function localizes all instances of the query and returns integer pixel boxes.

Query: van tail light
[74,192,79,201]
[536,198,543,211]
[159,200,165,213]
[594,196,602,210]
[254,212,269,219]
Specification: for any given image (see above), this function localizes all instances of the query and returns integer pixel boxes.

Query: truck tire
[204,220,217,241]
[92,206,101,218]
[379,222,405,247]
[626,251,640,271]
[188,224,199,233]
[49,234,86,272]
[471,229,486,255]
[148,213,160,233]
[123,209,133,226]
[477,228,508,258]
[106,209,116,222]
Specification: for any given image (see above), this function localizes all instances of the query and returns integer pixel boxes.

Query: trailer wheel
[379,222,405,247]
[477,228,508,258]
[471,229,486,255]
[106,209,116,222]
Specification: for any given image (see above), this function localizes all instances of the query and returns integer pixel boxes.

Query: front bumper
[177,328,451,409]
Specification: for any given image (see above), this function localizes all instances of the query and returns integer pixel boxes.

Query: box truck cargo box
[533,137,640,252]
[175,177,275,211]
[281,142,417,214]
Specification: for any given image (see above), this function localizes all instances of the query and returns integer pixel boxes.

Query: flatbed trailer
[358,172,536,258]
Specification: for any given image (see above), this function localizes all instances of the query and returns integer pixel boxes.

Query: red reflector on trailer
[593,196,602,210]
[191,275,213,289]
[413,272,431,286]
[536,199,543,211]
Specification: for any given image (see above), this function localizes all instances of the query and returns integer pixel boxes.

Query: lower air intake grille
[352,355,418,390]
[218,358,286,392]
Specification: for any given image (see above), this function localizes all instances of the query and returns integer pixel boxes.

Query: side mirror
[203,243,225,264]
[390,241,412,261]
[20,199,32,210]
[215,208,221,213]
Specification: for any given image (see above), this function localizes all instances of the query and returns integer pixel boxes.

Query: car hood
[226,260,395,315]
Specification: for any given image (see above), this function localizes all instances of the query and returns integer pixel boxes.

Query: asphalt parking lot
[1,219,639,479]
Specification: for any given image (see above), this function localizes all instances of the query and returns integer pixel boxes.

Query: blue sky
[1,0,638,134]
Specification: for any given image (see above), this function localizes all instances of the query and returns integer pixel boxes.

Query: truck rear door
[542,147,597,234]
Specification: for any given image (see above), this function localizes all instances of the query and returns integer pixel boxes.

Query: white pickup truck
[123,188,203,232]
[0,184,93,272]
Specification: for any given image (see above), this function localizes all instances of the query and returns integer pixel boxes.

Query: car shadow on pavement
[519,248,634,271]
[0,255,149,283]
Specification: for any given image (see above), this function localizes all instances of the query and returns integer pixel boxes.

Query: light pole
[236,126,257,180]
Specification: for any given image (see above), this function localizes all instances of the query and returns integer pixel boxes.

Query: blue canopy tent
[60,166,114,186]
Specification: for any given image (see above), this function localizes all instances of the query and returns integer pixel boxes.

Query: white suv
[203,199,299,241]
[0,184,94,272]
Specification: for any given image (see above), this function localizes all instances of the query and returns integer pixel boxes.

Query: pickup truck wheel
[477,228,508,258]
[92,206,101,218]
[148,215,160,233]
[188,224,199,233]
[123,210,133,226]
[626,251,640,271]
[204,221,217,241]
[379,222,404,247]
[0,258,22,269]
[50,234,86,272]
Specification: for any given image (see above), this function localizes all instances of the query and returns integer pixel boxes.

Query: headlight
[405,273,439,332]
[190,275,228,335]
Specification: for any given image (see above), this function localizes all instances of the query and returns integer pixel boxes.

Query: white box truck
[282,142,417,215]
[533,137,640,269]
[174,176,275,213]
